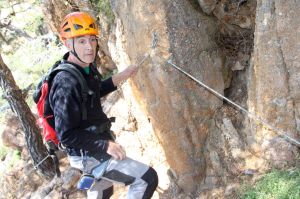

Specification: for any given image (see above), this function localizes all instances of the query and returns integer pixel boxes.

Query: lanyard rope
[166,60,300,147]
[33,154,51,169]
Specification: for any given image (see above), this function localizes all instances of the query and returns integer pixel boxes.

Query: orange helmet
[60,12,99,41]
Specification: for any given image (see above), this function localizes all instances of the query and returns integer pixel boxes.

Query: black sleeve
[100,77,117,97]
[49,72,108,152]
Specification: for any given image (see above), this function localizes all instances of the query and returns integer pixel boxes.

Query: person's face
[66,35,98,64]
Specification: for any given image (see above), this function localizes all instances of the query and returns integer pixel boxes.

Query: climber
[49,12,158,198]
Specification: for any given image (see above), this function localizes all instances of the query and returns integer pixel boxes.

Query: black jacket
[49,54,117,162]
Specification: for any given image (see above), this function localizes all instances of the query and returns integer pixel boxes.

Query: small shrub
[0,146,8,161]
[8,150,21,168]
[90,0,115,26]
[239,169,300,199]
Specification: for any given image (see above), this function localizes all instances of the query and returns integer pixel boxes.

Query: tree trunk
[0,54,56,179]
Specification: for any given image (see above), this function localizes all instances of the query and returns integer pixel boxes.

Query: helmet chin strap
[70,38,99,66]
[70,38,89,64]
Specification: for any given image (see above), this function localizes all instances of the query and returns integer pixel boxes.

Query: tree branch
[0,22,32,39]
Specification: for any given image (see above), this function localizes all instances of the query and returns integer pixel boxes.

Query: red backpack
[33,62,91,176]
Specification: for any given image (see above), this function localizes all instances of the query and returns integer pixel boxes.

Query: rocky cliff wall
[247,0,299,169]
[38,0,300,197]
[110,0,224,194]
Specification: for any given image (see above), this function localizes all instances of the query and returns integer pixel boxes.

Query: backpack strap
[90,64,103,80]
[49,63,93,120]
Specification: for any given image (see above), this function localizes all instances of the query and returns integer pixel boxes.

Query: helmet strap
[70,38,99,65]
[70,38,89,64]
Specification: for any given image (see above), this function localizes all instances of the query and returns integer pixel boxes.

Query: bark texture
[0,54,55,179]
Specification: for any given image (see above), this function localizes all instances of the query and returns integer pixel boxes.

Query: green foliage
[239,169,300,199]
[6,37,65,88]
[1,36,66,108]
[0,148,21,174]
[9,3,44,36]
[0,146,21,173]
[1,0,64,89]
[0,0,65,138]
[0,1,5,9]
[0,146,8,161]
[90,0,115,26]
[0,0,45,55]
[0,0,64,175]
[0,1,56,108]
[9,150,21,167]
[24,15,44,35]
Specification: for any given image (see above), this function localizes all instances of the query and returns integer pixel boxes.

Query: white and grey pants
[68,155,158,199]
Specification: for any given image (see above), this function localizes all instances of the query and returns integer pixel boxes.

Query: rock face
[1,113,25,151]
[110,0,300,195]
[198,0,217,15]
[247,0,300,168]
[36,0,300,196]
[110,0,224,193]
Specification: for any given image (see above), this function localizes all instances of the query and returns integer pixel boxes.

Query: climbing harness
[166,59,300,147]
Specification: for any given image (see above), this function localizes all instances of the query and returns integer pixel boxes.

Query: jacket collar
[61,52,91,76]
